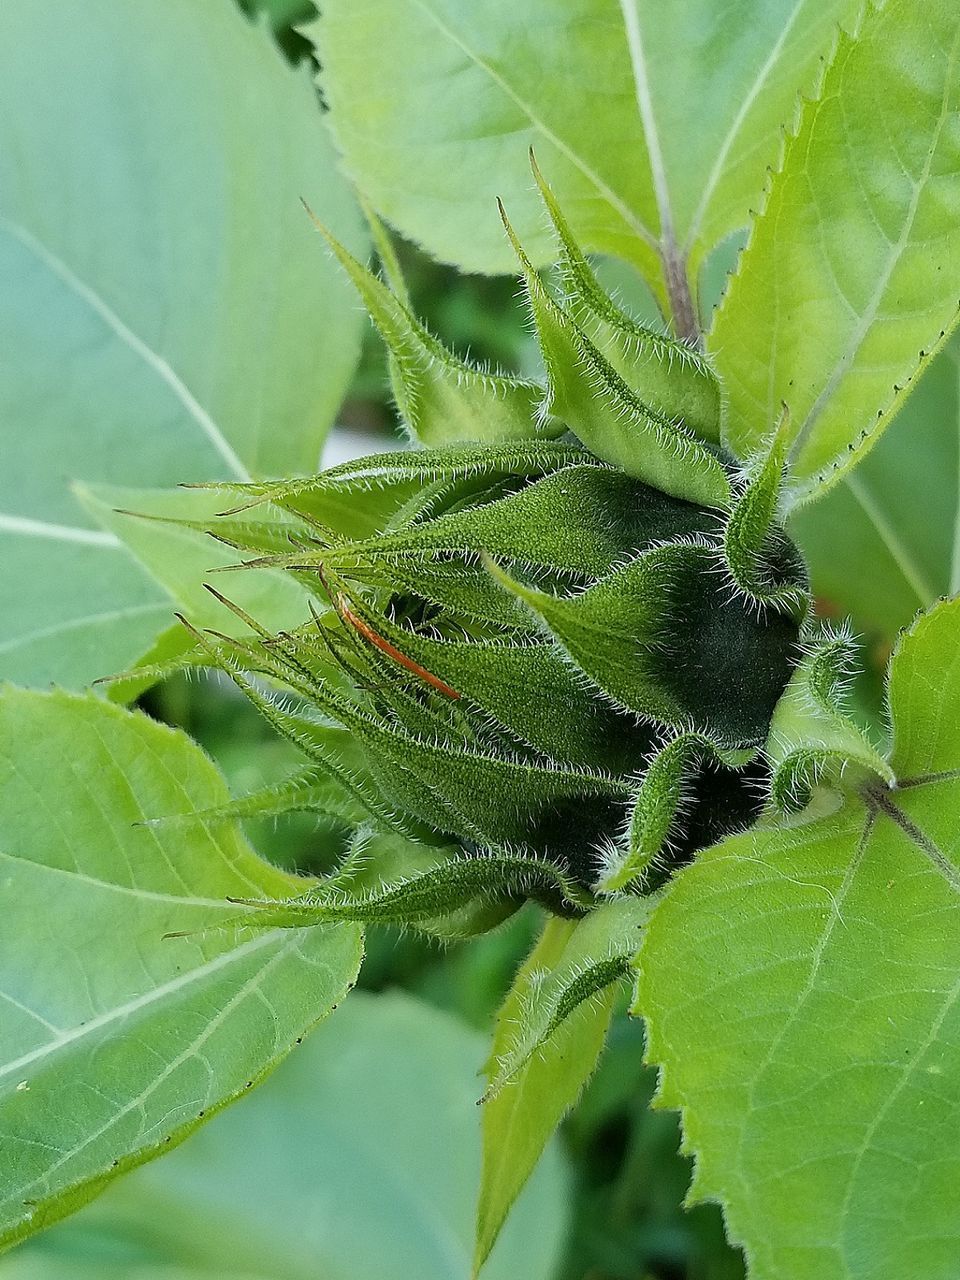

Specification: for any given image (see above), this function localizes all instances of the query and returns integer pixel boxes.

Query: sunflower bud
[173,174,817,931]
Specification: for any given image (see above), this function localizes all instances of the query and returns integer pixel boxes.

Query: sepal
[530,153,722,444]
[724,412,809,614]
[138,765,369,832]
[765,624,893,812]
[227,834,592,937]
[499,199,732,508]
[597,734,706,892]
[325,580,654,772]
[305,204,547,445]
[595,733,757,892]
[487,540,799,748]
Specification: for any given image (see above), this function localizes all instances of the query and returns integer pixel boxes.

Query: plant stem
[662,241,700,348]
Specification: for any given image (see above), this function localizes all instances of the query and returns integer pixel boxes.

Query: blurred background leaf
[0,993,568,1280]
[0,0,367,690]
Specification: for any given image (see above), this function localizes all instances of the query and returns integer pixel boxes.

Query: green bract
[151,172,831,934]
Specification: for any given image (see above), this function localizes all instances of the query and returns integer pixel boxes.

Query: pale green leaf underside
[0,0,366,691]
[5,993,567,1280]
[0,687,361,1252]
[714,0,960,502]
[636,596,960,1280]
[315,0,854,310]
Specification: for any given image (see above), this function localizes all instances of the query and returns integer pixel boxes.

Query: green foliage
[0,686,361,1251]
[637,596,960,1279]
[313,0,663,286]
[722,415,806,612]
[314,0,859,323]
[6,0,960,1275]
[1,993,567,1280]
[713,0,960,501]
[0,0,366,690]
[242,0,312,30]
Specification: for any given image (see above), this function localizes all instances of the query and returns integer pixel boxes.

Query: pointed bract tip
[173,612,203,642]
[202,582,232,607]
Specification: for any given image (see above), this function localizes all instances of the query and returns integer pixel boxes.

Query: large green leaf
[636,595,960,1279]
[1,993,566,1280]
[620,0,860,279]
[314,0,854,322]
[0,686,362,1251]
[713,0,960,501]
[792,343,959,638]
[0,0,366,691]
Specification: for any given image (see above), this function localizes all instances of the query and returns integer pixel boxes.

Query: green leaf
[0,0,367,691]
[484,897,652,1100]
[313,0,661,288]
[713,0,960,502]
[636,595,960,1280]
[0,686,362,1250]
[476,901,648,1273]
[668,0,862,273]
[319,462,708,579]
[314,0,856,319]
[208,439,590,542]
[3,993,567,1280]
[791,343,959,637]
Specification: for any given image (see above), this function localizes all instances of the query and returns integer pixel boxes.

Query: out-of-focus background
[1,0,953,1275]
